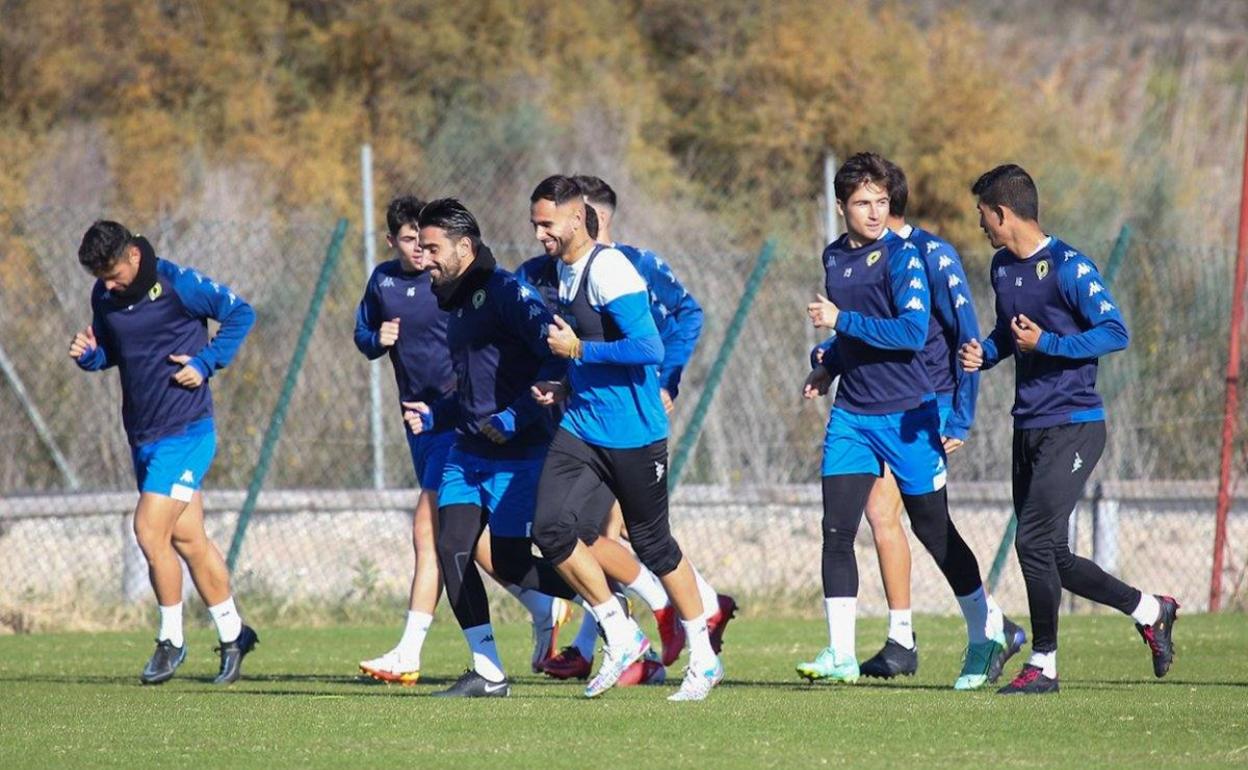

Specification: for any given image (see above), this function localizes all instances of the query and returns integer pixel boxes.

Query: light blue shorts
[821,400,947,495]
[131,417,216,502]
[437,446,546,538]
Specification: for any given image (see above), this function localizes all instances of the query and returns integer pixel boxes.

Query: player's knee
[531,508,577,565]
[1053,547,1077,573]
[628,524,682,577]
[489,537,532,585]
[900,491,949,549]
[576,517,601,547]
[133,520,173,555]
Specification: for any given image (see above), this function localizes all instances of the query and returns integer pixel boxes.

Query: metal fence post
[1092,482,1120,574]
[361,143,385,489]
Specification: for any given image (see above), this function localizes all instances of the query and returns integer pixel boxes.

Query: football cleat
[584,629,650,698]
[859,637,918,679]
[987,615,1028,683]
[954,635,1005,690]
[997,664,1059,695]
[706,595,738,655]
[539,646,593,680]
[617,648,667,687]
[431,669,510,698]
[213,624,259,685]
[1136,595,1179,678]
[359,649,421,685]
[667,657,724,702]
[531,596,575,673]
[140,639,187,685]
[796,647,859,684]
[653,606,686,666]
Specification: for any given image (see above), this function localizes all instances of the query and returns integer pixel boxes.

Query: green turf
[1,613,1245,769]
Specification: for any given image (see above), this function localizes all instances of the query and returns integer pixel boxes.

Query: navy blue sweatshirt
[427,246,566,459]
[353,260,455,410]
[821,230,932,415]
[980,236,1128,429]
[76,258,255,446]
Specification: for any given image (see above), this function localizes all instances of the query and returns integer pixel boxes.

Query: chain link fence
[1,154,1245,632]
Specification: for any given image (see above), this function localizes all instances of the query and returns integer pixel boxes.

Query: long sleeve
[353,271,387,359]
[581,291,665,365]
[635,248,703,395]
[833,243,930,351]
[173,269,256,378]
[810,334,843,377]
[75,297,116,371]
[497,279,566,432]
[1036,258,1129,359]
[929,245,980,439]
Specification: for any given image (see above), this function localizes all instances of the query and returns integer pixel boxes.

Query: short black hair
[385,195,426,237]
[78,220,133,274]
[971,164,1039,222]
[881,158,908,217]
[833,152,891,203]
[530,175,584,206]
[417,198,481,251]
[572,175,617,211]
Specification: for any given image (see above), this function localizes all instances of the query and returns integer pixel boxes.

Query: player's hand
[942,436,965,454]
[803,366,833,399]
[168,354,204,388]
[1011,314,1043,353]
[378,318,400,348]
[401,401,432,435]
[547,315,582,359]
[531,380,568,406]
[807,293,840,330]
[660,388,674,415]
[481,410,516,444]
[69,326,97,359]
[959,339,984,372]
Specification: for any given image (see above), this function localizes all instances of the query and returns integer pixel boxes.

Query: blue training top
[979,236,1128,429]
[353,259,455,410]
[76,258,255,446]
[819,230,932,415]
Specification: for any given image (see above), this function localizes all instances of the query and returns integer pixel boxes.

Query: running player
[354,196,569,685]
[959,164,1178,694]
[69,220,258,685]
[402,198,579,697]
[527,175,723,701]
[798,153,1008,690]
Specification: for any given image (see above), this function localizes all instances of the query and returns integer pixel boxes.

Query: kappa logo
[518,285,535,300]
[1063,249,1077,262]
[226,291,237,305]
[1076,262,1092,279]
[482,634,495,643]
[904,296,925,311]
[908,256,923,270]
[527,305,543,319]
[472,289,486,308]
[938,254,952,270]
[997,267,1008,279]
[866,250,882,267]
[1089,281,1104,296]
[1015,277,1023,287]
[148,283,163,301]
[406,286,416,297]
[1098,300,1115,314]
[1072,452,1083,473]
[954,294,969,308]
[909,277,923,289]
[948,274,962,288]
[843,267,853,278]
[179,470,194,484]
[655,461,666,484]
[1036,260,1050,280]
[927,241,941,254]
[381,276,396,288]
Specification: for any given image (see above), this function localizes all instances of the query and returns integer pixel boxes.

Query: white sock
[591,598,637,648]
[887,609,914,649]
[506,585,554,624]
[573,611,600,659]
[624,567,670,612]
[955,587,990,645]
[824,597,856,658]
[682,615,716,669]
[158,602,184,648]
[1130,593,1161,626]
[463,624,505,682]
[207,597,242,643]
[692,566,719,620]
[1028,649,1057,678]
[985,593,1005,638]
[395,610,433,662]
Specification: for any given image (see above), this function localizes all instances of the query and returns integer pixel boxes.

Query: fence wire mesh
[1,159,1245,632]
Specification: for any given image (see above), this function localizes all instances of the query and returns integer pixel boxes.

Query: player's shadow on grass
[1074,678,1248,689]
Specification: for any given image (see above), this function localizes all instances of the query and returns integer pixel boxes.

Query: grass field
[2,612,1245,769]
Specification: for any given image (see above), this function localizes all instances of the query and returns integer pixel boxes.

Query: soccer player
[353,196,570,685]
[808,160,1025,680]
[69,220,258,685]
[402,198,579,697]
[518,175,734,683]
[798,152,1008,690]
[959,164,1178,694]
[527,175,723,701]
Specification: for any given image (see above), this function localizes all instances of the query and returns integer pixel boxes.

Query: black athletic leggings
[821,474,983,599]
[1013,422,1140,654]
[435,504,576,631]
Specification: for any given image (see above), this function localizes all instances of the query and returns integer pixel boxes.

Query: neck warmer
[432,243,497,311]
[111,235,159,304]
